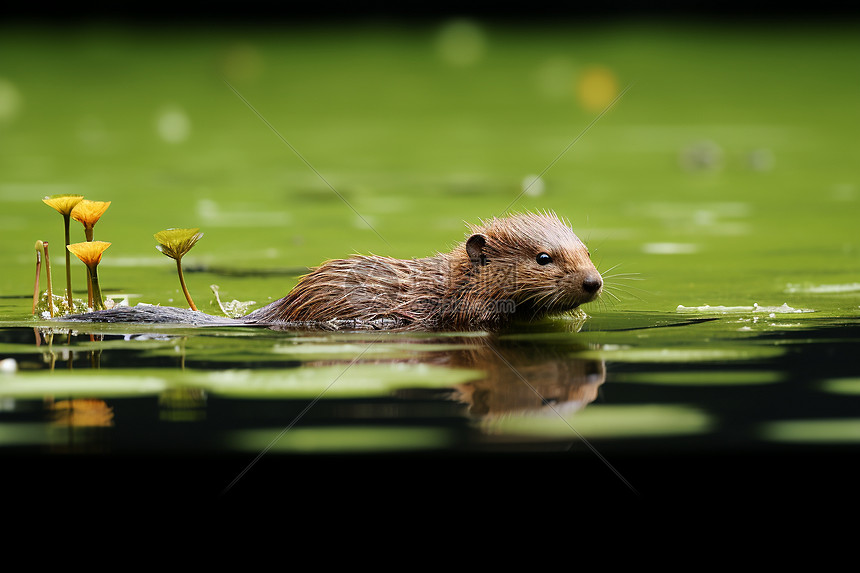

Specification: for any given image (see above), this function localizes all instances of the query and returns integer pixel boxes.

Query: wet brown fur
[244,211,602,330]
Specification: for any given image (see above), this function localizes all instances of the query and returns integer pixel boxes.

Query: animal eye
[536,252,552,265]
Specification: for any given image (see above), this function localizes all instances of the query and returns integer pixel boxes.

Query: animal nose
[582,273,603,294]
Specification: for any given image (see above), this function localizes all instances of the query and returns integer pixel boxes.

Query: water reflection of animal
[444,336,606,419]
[59,212,603,332]
[300,333,606,419]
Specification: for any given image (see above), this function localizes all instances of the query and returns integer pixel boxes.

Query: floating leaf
[0,373,168,398]
[227,426,452,454]
[491,404,714,439]
[760,419,860,444]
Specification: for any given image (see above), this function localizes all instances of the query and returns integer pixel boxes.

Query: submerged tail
[56,304,248,326]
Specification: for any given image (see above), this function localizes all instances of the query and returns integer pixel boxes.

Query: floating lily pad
[225,425,453,453]
[617,370,784,386]
[186,363,483,399]
[268,341,476,362]
[490,404,713,439]
[759,419,860,443]
[577,345,784,363]
[819,378,860,395]
[0,373,168,398]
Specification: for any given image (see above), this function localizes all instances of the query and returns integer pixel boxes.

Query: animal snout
[582,272,603,295]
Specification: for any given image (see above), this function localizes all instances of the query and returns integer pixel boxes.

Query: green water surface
[0,19,858,498]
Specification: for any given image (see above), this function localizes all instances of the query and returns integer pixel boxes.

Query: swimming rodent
[59,211,603,331]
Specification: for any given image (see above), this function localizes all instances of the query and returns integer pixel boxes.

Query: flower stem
[63,213,73,310]
[88,264,106,311]
[86,276,93,309]
[32,241,43,315]
[176,259,197,311]
[44,241,54,317]
[85,227,94,307]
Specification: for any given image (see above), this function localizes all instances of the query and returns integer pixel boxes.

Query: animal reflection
[435,336,605,419]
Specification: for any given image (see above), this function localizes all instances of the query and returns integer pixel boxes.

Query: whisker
[606,282,651,296]
[593,295,615,312]
[605,288,649,302]
[603,286,647,303]
[601,289,622,303]
[602,272,643,280]
[603,274,647,288]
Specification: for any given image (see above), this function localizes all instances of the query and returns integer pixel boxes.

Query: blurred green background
[1,18,858,319]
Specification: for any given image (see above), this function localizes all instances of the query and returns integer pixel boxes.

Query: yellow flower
[67,241,111,268]
[67,241,111,311]
[44,194,85,310]
[42,194,84,216]
[71,200,111,240]
[154,228,202,311]
[154,228,203,260]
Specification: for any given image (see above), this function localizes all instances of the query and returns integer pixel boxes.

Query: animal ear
[466,233,488,267]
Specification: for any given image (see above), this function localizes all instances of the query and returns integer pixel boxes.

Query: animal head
[463,211,602,316]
